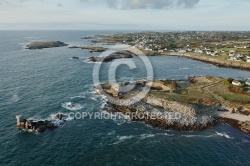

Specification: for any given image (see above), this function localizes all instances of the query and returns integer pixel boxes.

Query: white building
[246,79,250,86]
[246,78,250,86]
[247,56,250,63]
[232,80,241,86]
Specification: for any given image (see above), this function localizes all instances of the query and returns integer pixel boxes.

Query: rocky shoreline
[69,46,107,53]
[106,96,220,131]
[89,50,136,63]
[95,77,250,133]
[26,41,68,49]
[162,52,250,71]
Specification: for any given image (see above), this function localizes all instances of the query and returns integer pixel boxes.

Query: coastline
[161,52,250,71]
[95,77,250,134]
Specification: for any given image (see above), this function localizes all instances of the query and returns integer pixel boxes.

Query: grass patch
[221,94,250,102]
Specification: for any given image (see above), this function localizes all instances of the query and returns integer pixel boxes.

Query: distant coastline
[161,52,250,71]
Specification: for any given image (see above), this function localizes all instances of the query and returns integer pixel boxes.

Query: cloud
[80,0,200,9]
[57,3,63,7]
[120,0,200,9]
[106,0,118,8]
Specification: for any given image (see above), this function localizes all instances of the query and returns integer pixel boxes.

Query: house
[229,57,238,61]
[179,50,186,53]
[247,56,250,63]
[195,49,203,54]
[232,80,241,86]
[211,52,218,57]
[229,50,235,57]
[246,79,250,86]
[158,50,164,53]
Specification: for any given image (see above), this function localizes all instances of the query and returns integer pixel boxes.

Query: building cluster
[118,31,250,63]
[232,79,250,87]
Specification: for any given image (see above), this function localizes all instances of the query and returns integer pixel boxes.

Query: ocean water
[1,31,250,166]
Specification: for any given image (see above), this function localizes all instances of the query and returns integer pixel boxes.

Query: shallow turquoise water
[1,31,250,166]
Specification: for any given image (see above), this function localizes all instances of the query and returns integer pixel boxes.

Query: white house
[246,79,250,86]
[247,56,250,63]
[229,50,235,57]
[232,80,241,86]
[179,50,186,53]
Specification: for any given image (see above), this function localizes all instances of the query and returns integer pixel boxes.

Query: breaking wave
[61,102,84,111]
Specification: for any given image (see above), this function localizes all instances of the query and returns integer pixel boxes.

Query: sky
[0,0,249,30]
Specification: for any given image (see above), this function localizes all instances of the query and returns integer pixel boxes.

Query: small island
[26,41,68,49]
[89,50,136,63]
[95,76,250,133]
[16,113,67,133]
[69,46,107,53]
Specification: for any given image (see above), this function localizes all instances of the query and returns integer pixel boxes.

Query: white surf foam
[61,102,84,111]
[113,135,134,144]
[90,97,97,101]
[70,95,86,99]
[140,134,155,139]
[216,132,233,139]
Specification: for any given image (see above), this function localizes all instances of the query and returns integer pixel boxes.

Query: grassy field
[149,77,250,109]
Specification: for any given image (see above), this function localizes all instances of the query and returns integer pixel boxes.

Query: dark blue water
[1,31,250,166]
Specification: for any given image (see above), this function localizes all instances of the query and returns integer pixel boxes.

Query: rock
[26,41,68,50]
[16,115,24,126]
[69,46,107,52]
[89,50,136,63]
[46,122,55,128]
[54,113,64,120]
[36,125,47,133]
[25,121,29,130]
[16,115,64,133]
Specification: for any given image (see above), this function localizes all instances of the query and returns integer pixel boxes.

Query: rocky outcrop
[145,96,197,117]
[89,50,136,63]
[107,98,219,131]
[72,56,80,59]
[26,41,68,49]
[69,46,107,53]
[16,113,66,133]
[96,77,250,133]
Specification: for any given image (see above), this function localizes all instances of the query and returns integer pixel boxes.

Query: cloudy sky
[0,0,249,30]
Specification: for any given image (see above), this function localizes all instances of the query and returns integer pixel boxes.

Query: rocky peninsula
[89,50,136,63]
[95,76,250,133]
[69,46,107,53]
[26,41,68,49]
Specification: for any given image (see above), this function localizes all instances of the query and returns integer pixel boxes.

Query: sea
[1,30,250,166]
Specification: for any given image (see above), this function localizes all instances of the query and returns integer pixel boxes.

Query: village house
[158,50,164,53]
[229,50,235,57]
[246,79,250,86]
[247,56,250,63]
[178,50,186,53]
[195,49,203,54]
[232,80,241,86]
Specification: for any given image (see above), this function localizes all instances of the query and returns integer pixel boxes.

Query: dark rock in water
[26,41,68,50]
[54,113,65,120]
[89,50,136,63]
[81,36,94,40]
[72,56,80,59]
[47,122,55,128]
[69,46,107,53]
[16,115,62,133]
[36,125,47,133]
